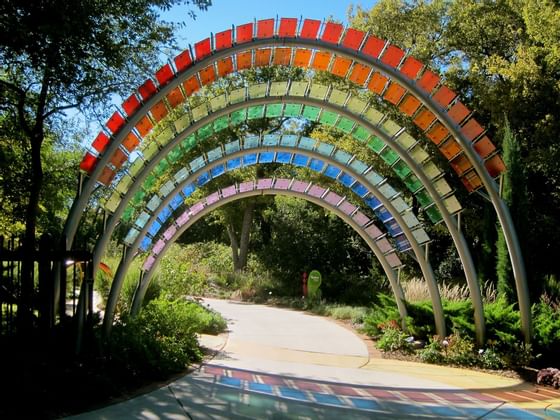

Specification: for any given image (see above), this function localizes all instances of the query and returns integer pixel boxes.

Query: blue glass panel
[139,236,152,252]
[385,219,403,237]
[170,194,183,210]
[352,182,368,197]
[395,234,412,251]
[259,152,274,163]
[197,172,210,186]
[298,137,315,150]
[263,134,280,146]
[324,165,341,179]
[211,164,225,177]
[365,171,384,186]
[174,168,189,184]
[243,153,258,165]
[224,140,240,154]
[309,158,324,172]
[276,152,292,163]
[183,183,195,197]
[292,154,308,167]
[333,150,352,165]
[146,195,162,212]
[158,206,171,223]
[375,206,392,222]
[207,146,223,162]
[316,142,334,156]
[227,157,241,170]
[365,195,382,210]
[280,134,298,147]
[148,220,161,237]
[339,172,355,187]
[349,160,368,175]
[244,136,259,148]
[190,156,205,172]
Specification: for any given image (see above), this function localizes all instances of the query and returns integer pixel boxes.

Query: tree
[0,0,211,331]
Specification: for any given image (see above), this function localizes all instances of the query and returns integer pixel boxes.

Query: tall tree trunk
[226,224,240,271]
[226,201,256,272]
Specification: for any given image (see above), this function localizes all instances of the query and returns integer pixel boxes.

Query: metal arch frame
[128,180,408,322]
[103,145,442,336]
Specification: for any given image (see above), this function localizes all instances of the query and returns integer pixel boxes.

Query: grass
[403,278,497,303]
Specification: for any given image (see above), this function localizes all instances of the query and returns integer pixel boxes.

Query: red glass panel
[321,22,343,44]
[330,56,352,77]
[106,111,125,134]
[461,170,482,192]
[450,154,473,176]
[122,132,140,152]
[236,51,252,70]
[294,49,312,67]
[461,118,484,141]
[122,94,141,116]
[485,155,506,177]
[236,22,253,44]
[255,48,272,67]
[400,57,423,79]
[194,38,211,61]
[110,148,127,168]
[398,95,421,116]
[150,101,168,123]
[135,116,153,137]
[448,101,470,124]
[166,87,184,108]
[138,79,157,101]
[312,52,331,71]
[257,18,274,38]
[367,72,388,94]
[348,63,370,85]
[300,19,320,39]
[361,35,385,58]
[439,138,461,159]
[92,132,110,153]
[426,122,449,145]
[342,28,365,50]
[155,64,174,86]
[174,49,192,72]
[383,82,406,104]
[273,48,291,66]
[80,152,97,173]
[381,45,405,68]
[217,57,234,76]
[98,166,116,186]
[198,65,216,86]
[433,85,456,108]
[413,108,436,130]
[279,17,297,37]
[473,136,496,158]
[183,76,201,96]
[417,70,440,93]
[214,29,232,50]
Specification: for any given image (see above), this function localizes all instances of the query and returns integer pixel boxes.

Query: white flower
[479,349,485,354]
[442,340,449,347]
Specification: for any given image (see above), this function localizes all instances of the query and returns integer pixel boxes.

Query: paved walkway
[69,298,560,419]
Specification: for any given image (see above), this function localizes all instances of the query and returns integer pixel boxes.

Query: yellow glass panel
[174,114,191,133]
[229,88,246,104]
[143,141,160,161]
[210,94,227,112]
[269,81,288,96]
[396,132,416,149]
[248,83,267,98]
[346,97,367,114]
[105,192,121,213]
[156,127,175,147]
[410,145,429,164]
[434,178,452,196]
[116,174,133,194]
[191,104,208,121]
[381,119,401,137]
[308,84,328,100]
[444,195,462,214]
[328,89,347,106]
[423,161,442,180]
[363,107,383,125]
[128,159,144,178]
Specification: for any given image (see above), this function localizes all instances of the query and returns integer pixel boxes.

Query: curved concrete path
[70,299,560,419]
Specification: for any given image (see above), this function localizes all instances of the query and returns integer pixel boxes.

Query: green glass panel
[247,105,264,120]
[266,104,283,118]
[213,116,229,132]
[302,106,320,121]
[320,111,338,126]
[248,83,267,98]
[131,190,146,206]
[182,134,197,151]
[230,109,247,125]
[393,160,412,179]
[367,136,385,154]
[284,103,302,117]
[404,174,423,192]
[143,174,156,190]
[197,123,213,140]
[328,89,347,106]
[174,114,191,133]
[168,145,183,163]
[416,189,434,208]
[210,94,227,112]
[346,97,366,114]
[229,88,245,104]
[191,104,208,121]
[381,148,399,165]
[352,126,371,142]
[336,117,354,133]
[289,81,308,96]
[425,206,443,223]
[154,159,169,177]
[122,206,135,223]
[309,84,328,100]
[269,81,288,96]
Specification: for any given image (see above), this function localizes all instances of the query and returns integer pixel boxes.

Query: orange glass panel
[361,35,385,58]
[257,18,274,38]
[448,101,470,124]
[383,82,406,104]
[348,63,370,85]
[321,22,343,44]
[194,38,211,60]
[217,57,234,76]
[273,48,291,66]
[236,51,253,70]
[342,28,365,50]
[215,29,232,50]
[462,170,482,192]
[312,52,331,71]
[278,17,297,37]
[426,122,449,145]
[485,155,506,177]
[236,22,253,43]
[166,87,184,108]
[330,56,352,77]
[150,101,168,123]
[110,148,127,168]
[255,48,272,67]
[174,49,192,72]
[155,64,173,86]
[199,65,216,86]
[433,85,456,108]
[400,57,423,79]
[98,166,116,186]
[122,94,140,117]
[138,79,157,101]
[413,108,436,130]
[294,49,312,67]
[473,136,496,158]
[417,70,440,93]
[367,72,388,94]
[122,132,140,152]
[381,44,405,67]
[92,132,109,153]
[439,138,461,159]
[183,75,201,96]
[106,111,125,134]
[80,152,97,173]
[398,95,421,116]
[135,116,153,137]
[461,118,484,141]
[450,154,473,176]
[300,19,320,39]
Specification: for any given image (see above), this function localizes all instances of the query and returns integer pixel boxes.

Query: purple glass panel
[239,181,254,192]
[290,180,308,193]
[176,212,190,226]
[325,192,342,206]
[257,178,273,189]
[222,185,237,198]
[153,239,165,255]
[352,211,370,227]
[143,255,156,271]
[163,225,177,241]
[308,185,326,197]
[206,191,220,206]
[274,178,290,190]
[190,202,204,216]
[385,252,402,268]
[376,238,392,253]
[339,201,357,215]
[365,224,383,239]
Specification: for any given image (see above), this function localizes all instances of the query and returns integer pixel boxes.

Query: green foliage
[361,294,402,336]
[531,298,560,367]
[418,337,445,364]
[376,327,414,354]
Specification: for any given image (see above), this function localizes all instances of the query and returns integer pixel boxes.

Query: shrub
[361,294,401,336]
[418,337,445,364]
[376,327,414,354]
[446,333,476,367]
[478,348,505,370]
